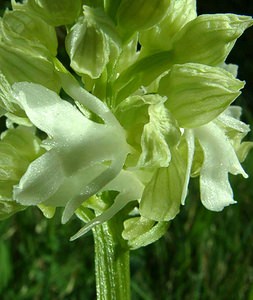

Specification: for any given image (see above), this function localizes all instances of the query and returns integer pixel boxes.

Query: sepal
[66,6,121,79]
[122,216,169,250]
[116,0,171,41]
[216,106,253,162]
[139,0,196,55]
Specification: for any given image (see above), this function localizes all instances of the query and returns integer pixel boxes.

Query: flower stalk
[93,221,130,300]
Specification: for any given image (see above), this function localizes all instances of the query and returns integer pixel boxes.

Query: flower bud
[158,63,245,128]
[117,0,171,40]
[139,0,196,54]
[172,14,253,66]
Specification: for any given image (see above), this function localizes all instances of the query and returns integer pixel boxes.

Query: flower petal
[195,122,247,211]
[138,103,180,168]
[181,129,195,205]
[70,169,144,239]
[13,82,88,141]
[13,151,65,205]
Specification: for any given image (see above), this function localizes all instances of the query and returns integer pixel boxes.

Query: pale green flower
[0,0,252,246]
[12,79,129,224]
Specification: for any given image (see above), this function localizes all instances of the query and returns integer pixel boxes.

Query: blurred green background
[0,1,253,299]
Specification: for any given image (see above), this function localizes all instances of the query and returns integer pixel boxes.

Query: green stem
[92,220,131,300]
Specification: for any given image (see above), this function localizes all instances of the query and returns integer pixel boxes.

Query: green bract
[140,131,194,221]
[1,9,57,56]
[0,72,18,114]
[0,126,43,219]
[122,216,169,250]
[0,0,252,246]
[0,44,60,92]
